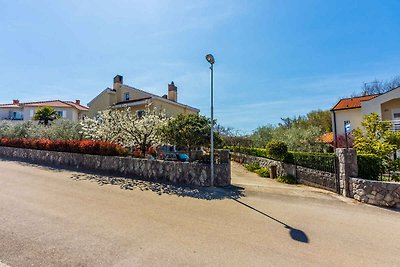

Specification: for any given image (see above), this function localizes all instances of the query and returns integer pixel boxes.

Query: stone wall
[350,178,400,208]
[296,166,337,193]
[0,147,231,187]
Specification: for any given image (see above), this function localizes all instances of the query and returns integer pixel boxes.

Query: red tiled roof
[22,100,72,108]
[319,132,334,144]
[0,104,20,108]
[0,100,88,111]
[331,95,379,111]
[65,101,89,111]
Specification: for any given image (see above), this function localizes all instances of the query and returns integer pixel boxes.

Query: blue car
[176,153,189,162]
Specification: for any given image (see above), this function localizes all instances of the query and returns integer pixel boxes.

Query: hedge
[357,154,382,180]
[0,138,127,156]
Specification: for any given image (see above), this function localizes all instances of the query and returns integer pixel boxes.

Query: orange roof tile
[0,100,88,111]
[22,100,72,108]
[331,95,379,111]
[320,132,334,144]
[65,101,89,111]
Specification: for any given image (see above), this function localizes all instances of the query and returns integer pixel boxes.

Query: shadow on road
[70,172,245,200]
[1,158,244,200]
[231,198,309,243]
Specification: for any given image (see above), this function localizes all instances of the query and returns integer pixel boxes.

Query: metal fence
[293,153,337,173]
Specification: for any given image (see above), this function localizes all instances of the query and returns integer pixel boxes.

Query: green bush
[392,173,400,182]
[357,154,382,180]
[266,140,288,160]
[244,163,261,172]
[276,174,297,184]
[255,167,270,177]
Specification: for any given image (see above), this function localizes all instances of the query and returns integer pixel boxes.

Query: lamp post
[206,53,215,187]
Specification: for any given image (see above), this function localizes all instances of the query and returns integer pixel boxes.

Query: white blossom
[80,104,169,153]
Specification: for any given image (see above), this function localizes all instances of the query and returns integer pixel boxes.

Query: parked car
[176,153,189,162]
[164,153,178,161]
[163,153,189,162]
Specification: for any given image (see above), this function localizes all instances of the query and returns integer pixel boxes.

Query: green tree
[33,106,60,125]
[353,113,400,159]
[273,125,329,152]
[163,114,220,154]
[251,124,274,147]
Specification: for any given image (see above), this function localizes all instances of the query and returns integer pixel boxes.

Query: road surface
[0,159,399,266]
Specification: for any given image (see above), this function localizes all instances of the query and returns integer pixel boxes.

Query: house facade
[87,75,199,118]
[331,86,400,146]
[0,100,89,122]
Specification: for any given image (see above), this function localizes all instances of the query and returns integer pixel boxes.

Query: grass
[276,175,297,184]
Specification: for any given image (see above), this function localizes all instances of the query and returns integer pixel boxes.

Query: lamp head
[205,54,215,65]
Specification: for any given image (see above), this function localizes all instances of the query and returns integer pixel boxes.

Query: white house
[0,100,88,122]
[331,86,400,146]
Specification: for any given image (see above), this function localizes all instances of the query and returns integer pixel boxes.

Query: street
[0,159,399,266]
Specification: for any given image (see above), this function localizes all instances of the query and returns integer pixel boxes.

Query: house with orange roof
[0,99,88,122]
[331,86,400,146]
[87,75,199,118]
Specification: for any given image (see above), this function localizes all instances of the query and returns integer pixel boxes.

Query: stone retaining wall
[296,166,337,193]
[350,178,400,208]
[0,147,231,187]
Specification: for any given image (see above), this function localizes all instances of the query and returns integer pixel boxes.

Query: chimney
[168,81,177,102]
[75,100,81,105]
[113,75,123,90]
[13,99,19,105]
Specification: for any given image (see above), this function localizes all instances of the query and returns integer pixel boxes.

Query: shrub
[266,140,288,160]
[357,154,382,180]
[255,167,270,177]
[244,163,261,172]
[392,174,400,182]
[0,138,127,156]
[276,174,297,184]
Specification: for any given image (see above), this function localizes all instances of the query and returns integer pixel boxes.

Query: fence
[293,153,336,173]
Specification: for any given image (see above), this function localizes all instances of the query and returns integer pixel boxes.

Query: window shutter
[62,111,67,118]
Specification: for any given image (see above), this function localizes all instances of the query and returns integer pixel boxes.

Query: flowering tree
[353,113,400,159]
[81,104,169,156]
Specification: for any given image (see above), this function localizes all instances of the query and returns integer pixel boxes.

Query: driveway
[0,159,399,266]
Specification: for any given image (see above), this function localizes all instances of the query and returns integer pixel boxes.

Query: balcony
[390,120,400,131]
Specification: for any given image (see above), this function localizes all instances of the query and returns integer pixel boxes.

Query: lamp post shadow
[231,198,309,243]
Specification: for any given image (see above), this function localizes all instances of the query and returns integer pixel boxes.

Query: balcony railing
[390,120,400,131]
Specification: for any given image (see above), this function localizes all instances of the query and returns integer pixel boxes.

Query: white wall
[334,108,363,136]
[361,87,400,118]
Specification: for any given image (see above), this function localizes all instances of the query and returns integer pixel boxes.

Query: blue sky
[1,0,400,133]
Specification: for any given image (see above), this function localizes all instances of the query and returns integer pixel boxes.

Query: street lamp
[206,53,215,187]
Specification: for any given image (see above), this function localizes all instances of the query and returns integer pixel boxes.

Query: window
[57,111,66,118]
[394,113,400,119]
[124,92,130,101]
[137,110,145,118]
[11,111,23,120]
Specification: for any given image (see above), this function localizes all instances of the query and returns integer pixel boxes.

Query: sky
[1,0,400,133]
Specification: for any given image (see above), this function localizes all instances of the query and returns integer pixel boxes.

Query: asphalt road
[0,159,399,266]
